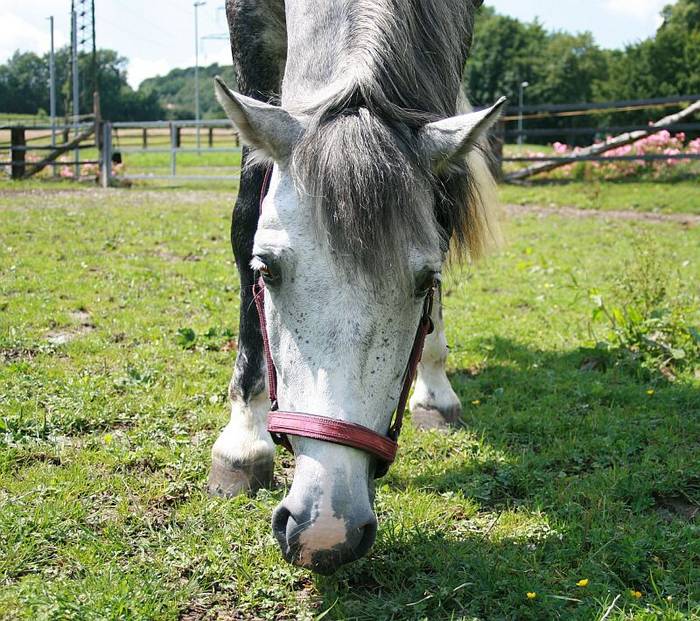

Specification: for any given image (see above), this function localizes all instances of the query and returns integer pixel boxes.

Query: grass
[1,185,699,620]
[498,179,700,215]
[499,143,700,215]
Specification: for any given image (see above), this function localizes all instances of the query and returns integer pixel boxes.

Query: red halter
[252,167,435,477]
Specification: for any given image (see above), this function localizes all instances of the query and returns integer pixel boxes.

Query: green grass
[499,179,700,215]
[1,186,699,620]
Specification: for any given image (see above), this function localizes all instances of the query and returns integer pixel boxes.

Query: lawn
[0,184,698,620]
[499,179,700,216]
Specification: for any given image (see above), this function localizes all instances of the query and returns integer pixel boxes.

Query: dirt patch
[46,325,94,345]
[46,309,96,344]
[654,494,699,522]
[1,347,40,362]
[505,203,700,226]
[179,593,255,621]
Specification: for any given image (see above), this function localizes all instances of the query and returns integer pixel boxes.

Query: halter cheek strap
[252,166,435,477]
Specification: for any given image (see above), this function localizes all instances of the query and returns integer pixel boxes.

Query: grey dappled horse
[209,0,503,574]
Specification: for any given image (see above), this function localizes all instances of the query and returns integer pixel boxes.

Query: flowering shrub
[52,158,123,180]
[527,130,700,180]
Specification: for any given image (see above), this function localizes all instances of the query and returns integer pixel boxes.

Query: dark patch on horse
[225,0,287,403]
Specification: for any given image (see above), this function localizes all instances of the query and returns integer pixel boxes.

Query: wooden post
[489,119,505,181]
[10,127,26,180]
[208,127,214,148]
[170,122,177,177]
[142,127,148,149]
[100,122,113,188]
[175,126,182,148]
[93,91,102,150]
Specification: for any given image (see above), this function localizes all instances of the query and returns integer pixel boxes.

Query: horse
[208,0,504,575]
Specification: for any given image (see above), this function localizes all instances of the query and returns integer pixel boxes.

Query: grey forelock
[286,0,489,281]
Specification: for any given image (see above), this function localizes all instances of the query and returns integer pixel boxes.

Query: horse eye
[415,270,438,297]
[255,258,279,285]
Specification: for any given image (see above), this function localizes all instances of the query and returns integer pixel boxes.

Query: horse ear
[214,76,303,162]
[419,97,507,170]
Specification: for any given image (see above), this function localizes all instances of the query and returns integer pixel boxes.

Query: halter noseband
[252,167,435,478]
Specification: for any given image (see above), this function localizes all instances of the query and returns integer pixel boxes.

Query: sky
[0,0,670,89]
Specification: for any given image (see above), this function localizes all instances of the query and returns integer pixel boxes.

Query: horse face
[255,168,441,573]
[215,79,504,573]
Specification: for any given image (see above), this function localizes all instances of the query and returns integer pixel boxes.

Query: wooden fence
[496,95,700,181]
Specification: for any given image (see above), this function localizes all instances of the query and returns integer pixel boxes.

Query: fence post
[208,127,214,148]
[100,122,113,188]
[170,122,177,177]
[142,127,148,149]
[490,119,505,181]
[10,127,26,180]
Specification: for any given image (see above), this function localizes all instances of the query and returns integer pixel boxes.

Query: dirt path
[505,203,699,226]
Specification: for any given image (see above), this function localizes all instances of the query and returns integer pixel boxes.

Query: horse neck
[281,0,350,107]
[280,0,473,118]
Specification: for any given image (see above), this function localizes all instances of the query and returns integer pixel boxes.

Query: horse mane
[289,0,499,281]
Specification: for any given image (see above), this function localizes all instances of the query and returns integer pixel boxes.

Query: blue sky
[0,0,669,89]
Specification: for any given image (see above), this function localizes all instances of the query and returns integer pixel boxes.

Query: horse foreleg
[409,287,463,430]
[209,0,285,497]
[209,163,276,497]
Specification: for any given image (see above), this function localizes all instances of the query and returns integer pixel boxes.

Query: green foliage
[139,63,237,120]
[588,238,700,380]
[0,47,162,121]
[466,0,700,138]
[466,8,609,106]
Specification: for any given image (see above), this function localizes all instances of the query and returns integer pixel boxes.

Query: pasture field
[499,180,700,216]
[0,183,699,620]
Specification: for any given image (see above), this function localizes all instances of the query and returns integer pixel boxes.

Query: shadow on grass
[315,337,699,619]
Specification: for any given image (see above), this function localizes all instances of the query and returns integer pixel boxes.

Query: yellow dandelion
[471,399,481,406]
[526,592,537,600]
[103,433,113,445]
[646,389,655,396]
[576,579,589,587]
[630,590,642,599]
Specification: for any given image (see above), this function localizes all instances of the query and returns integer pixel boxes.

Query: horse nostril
[271,503,294,557]
[346,516,378,559]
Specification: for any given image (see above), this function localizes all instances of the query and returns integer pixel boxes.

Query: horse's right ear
[214,77,303,162]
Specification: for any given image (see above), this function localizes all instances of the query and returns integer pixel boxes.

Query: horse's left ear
[419,97,507,170]
[214,76,303,162]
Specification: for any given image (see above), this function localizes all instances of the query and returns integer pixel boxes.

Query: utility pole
[517,81,529,146]
[71,2,80,176]
[48,16,57,176]
[194,1,206,152]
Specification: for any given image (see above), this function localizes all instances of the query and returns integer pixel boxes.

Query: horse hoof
[208,455,274,497]
[411,404,462,431]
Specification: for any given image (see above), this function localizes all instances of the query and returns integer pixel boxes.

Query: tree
[139,63,238,120]
[465,7,609,107]
[464,7,548,106]
[0,51,48,114]
[602,0,700,100]
[0,47,163,121]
